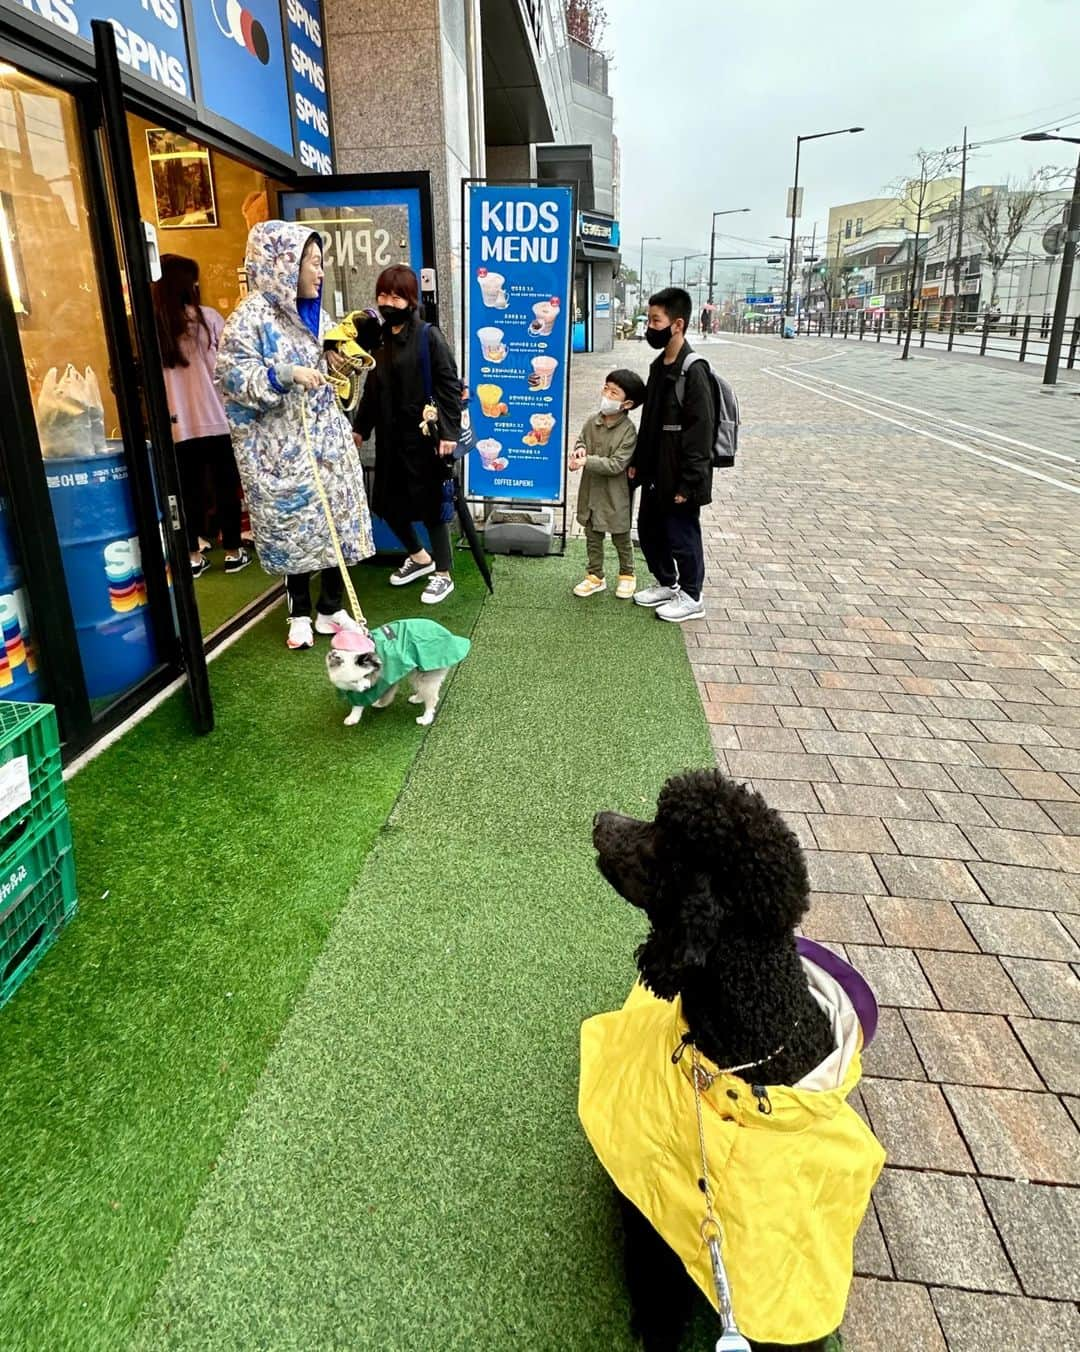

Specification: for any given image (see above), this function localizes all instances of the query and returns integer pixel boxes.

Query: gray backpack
[674,352,740,468]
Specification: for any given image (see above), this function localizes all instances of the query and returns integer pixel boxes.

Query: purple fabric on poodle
[797,937,879,1046]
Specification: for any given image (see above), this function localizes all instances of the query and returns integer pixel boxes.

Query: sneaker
[633,583,677,608]
[191,556,210,579]
[390,556,435,586]
[656,591,706,623]
[315,609,363,635]
[421,574,455,605]
[615,574,636,601]
[573,574,606,598]
[287,616,314,649]
[223,548,251,575]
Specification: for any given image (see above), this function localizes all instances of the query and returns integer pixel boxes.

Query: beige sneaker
[615,574,636,600]
[573,574,606,598]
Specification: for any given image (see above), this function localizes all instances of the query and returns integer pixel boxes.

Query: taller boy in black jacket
[628,287,715,623]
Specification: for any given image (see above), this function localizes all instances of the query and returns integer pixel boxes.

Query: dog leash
[691,1048,753,1352]
[299,390,367,629]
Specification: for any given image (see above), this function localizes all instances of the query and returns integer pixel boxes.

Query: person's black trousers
[285,567,344,618]
[176,434,242,551]
[636,486,705,600]
[387,517,454,573]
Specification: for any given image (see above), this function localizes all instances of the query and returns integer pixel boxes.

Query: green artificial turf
[0,560,487,1351]
[130,551,716,1351]
[194,552,282,637]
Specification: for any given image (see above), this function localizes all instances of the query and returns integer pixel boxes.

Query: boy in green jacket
[569,368,647,599]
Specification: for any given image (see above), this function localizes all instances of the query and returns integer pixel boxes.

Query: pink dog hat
[331,628,375,654]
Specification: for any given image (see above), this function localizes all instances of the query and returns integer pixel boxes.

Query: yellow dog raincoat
[579,953,885,1346]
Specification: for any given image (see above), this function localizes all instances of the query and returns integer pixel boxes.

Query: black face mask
[379,303,412,325]
[645,324,673,349]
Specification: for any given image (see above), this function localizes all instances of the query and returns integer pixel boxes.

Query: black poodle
[586,768,874,1352]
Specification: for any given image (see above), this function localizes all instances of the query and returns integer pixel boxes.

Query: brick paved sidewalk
[571,338,1080,1348]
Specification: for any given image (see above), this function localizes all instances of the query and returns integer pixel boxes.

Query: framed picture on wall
[146,130,218,229]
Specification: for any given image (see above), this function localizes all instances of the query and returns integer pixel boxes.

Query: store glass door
[280,174,437,326]
[0,58,175,742]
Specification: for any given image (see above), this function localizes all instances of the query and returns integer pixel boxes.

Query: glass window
[844,219,852,239]
[0,65,165,710]
[855,217,863,237]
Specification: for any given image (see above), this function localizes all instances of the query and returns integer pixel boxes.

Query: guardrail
[789,309,1080,368]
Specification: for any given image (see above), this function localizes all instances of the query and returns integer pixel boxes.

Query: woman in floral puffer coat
[216,221,374,649]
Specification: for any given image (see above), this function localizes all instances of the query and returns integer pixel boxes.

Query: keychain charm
[419,402,439,437]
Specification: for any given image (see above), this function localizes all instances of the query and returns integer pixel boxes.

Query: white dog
[325,618,472,728]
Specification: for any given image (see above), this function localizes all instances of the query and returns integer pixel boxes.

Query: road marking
[762,366,1080,498]
[787,370,1077,463]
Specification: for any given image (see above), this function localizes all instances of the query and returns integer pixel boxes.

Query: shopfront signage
[594,290,610,316]
[2,0,333,169]
[6,0,191,97]
[867,294,885,308]
[286,0,331,173]
[464,183,574,504]
[578,211,619,249]
[192,0,293,155]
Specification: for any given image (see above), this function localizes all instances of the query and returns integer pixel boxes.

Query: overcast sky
[605,0,1080,294]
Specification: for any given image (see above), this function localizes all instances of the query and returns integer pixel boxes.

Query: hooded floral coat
[215,221,374,576]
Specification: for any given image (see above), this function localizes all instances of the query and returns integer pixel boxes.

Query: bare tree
[965,169,1067,307]
[889,148,958,359]
[565,0,607,47]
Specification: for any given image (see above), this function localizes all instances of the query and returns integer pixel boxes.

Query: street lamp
[784,127,864,322]
[638,235,660,313]
[1022,132,1080,387]
[708,208,751,303]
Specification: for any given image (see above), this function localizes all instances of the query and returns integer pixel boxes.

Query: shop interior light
[0,193,26,314]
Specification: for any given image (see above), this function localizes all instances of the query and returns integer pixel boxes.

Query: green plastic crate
[0,814,77,1011]
[0,702,66,876]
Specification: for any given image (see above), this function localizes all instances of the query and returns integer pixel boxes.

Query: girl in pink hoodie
[153,255,250,578]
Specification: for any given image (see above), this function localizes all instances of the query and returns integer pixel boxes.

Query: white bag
[84,366,108,454]
[36,364,95,459]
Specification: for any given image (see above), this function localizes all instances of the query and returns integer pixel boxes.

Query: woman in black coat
[356,265,462,604]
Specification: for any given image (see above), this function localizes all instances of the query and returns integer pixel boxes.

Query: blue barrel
[45,445,164,701]
[0,497,44,703]
[370,516,431,556]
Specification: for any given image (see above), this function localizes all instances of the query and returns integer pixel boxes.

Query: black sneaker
[390,557,435,587]
[224,548,252,574]
[191,556,210,579]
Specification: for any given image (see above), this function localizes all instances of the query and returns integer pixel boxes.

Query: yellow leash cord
[299,391,367,629]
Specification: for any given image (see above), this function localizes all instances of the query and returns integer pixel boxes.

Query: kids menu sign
[463,183,574,504]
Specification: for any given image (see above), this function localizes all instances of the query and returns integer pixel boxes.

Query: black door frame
[92,20,213,734]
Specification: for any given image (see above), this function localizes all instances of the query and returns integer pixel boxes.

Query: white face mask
[599,396,624,415]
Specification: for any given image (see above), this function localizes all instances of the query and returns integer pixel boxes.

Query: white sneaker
[657,591,706,623]
[615,574,636,600]
[315,609,362,635]
[287,616,314,649]
[633,583,678,608]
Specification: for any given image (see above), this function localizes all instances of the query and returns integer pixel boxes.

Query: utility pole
[1022,132,1080,385]
[947,127,968,319]
[707,207,751,305]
